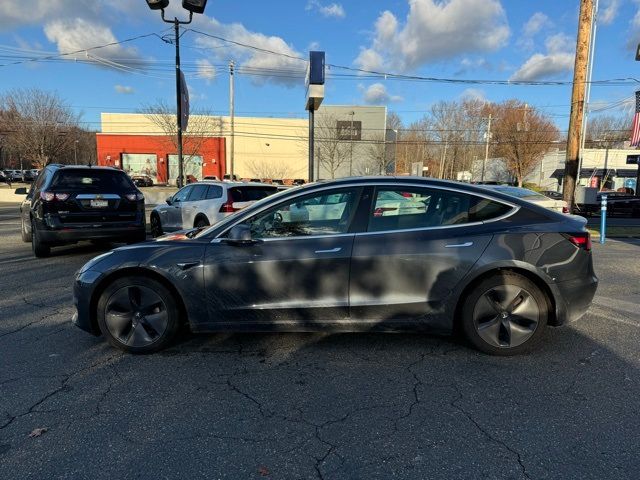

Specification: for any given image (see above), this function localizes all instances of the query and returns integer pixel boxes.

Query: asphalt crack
[450,384,531,480]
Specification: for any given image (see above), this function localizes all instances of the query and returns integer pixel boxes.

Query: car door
[202,186,364,327]
[181,184,208,228]
[349,185,504,328]
[163,185,193,230]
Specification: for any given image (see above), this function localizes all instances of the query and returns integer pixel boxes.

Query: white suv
[150,181,278,236]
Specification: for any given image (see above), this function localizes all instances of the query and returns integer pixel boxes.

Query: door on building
[168,155,203,185]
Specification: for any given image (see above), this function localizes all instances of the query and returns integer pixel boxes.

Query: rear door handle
[445,242,473,248]
[315,247,341,254]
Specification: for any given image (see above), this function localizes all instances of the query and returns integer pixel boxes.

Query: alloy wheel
[104,285,169,347]
[472,284,539,348]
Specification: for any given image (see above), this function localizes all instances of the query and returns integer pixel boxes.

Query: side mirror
[223,224,262,246]
[166,196,173,205]
[15,187,27,195]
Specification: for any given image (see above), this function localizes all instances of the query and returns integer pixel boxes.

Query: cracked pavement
[1,203,640,479]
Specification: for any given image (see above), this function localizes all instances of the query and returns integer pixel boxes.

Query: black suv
[16,165,146,257]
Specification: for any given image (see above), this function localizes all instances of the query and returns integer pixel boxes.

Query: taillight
[125,193,144,201]
[219,200,238,213]
[373,207,398,217]
[565,233,591,251]
[40,192,70,201]
[562,206,569,214]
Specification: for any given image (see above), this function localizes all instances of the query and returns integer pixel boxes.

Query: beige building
[99,105,389,182]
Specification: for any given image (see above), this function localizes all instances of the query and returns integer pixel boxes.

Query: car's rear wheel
[460,272,548,356]
[97,276,180,354]
[194,216,210,228]
[31,219,50,258]
[21,217,31,243]
[150,213,163,238]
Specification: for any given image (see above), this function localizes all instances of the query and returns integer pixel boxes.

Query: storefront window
[122,154,158,180]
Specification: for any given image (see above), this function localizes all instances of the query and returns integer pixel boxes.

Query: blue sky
[0,0,639,132]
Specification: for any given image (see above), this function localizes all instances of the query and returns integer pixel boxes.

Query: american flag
[631,90,640,147]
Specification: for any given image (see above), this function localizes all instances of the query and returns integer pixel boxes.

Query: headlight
[79,251,113,274]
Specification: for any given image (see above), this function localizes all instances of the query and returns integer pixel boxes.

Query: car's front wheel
[31,219,50,258]
[460,272,548,356]
[97,276,180,353]
[21,217,31,243]
[194,216,210,229]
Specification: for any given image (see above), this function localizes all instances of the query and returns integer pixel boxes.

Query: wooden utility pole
[229,60,235,180]
[563,0,594,210]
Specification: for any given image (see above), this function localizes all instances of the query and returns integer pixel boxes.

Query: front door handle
[315,247,341,254]
[177,261,200,270]
[445,242,473,248]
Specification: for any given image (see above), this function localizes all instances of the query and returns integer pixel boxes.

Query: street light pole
[159,9,192,188]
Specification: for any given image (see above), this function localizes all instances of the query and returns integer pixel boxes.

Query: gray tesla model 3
[72,177,598,355]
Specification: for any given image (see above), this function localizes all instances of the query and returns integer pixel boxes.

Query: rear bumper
[38,214,145,243]
[552,274,599,325]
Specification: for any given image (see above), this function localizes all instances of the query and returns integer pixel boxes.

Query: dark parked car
[22,170,35,183]
[131,174,154,187]
[73,177,597,355]
[17,165,146,257]
[597,191,640,217]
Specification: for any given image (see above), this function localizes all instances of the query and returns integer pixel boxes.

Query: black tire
[460,272,548,356]
[194,216,210,229]
[150,213,163,238]
[21,217,31,243]
[31,219,50,258]
[97,276,180,354]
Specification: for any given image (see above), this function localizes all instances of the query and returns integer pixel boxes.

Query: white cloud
[354,0,509,72]
[196,59,216,84]
[600,0,620,26]
[362,83,403,104]
[306,1,346,19]
[114,85,134,94]
[459,88,486,103]
[455,57,491,75]
[193,17,305,87]
[308,41,321,51]
[43,18,144,67]
[523,12,550,37]
[510,33,575,82]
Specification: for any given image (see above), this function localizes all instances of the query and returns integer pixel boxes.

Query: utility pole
[229,60,235,180]
[563,0,594,211]
[439,141,448,179]
[481,113,492,182]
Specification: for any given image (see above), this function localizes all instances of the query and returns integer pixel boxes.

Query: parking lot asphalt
[1,201,640,479]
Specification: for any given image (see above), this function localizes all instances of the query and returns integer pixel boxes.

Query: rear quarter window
[469,197,514,222]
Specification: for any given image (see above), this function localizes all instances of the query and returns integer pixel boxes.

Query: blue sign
[308,51,325,86]
[624,178,637,190]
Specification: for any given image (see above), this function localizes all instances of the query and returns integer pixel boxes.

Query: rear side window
[187,184,208,201]
[229,186,278,202]
[51,170,134,191]
[368,187,512,232]
[206,185,223,199]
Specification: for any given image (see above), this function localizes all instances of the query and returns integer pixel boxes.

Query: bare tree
[245,158,296,179]
[0,88,81,168]
[585,114,631,148]
[141,99,222,173]
[489,100,559,187]
[314,113,350,179]
[358,134,394,176]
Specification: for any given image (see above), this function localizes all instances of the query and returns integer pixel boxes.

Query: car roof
[191,180,277,188]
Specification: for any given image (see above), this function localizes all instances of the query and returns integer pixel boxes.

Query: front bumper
[72,269,103,336]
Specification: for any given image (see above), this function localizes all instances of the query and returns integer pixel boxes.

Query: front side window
[172,185,193,203]
[368,187,512,232]
[240,187,361,239]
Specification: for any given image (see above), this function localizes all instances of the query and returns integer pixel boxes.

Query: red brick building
[96,134,226,184]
